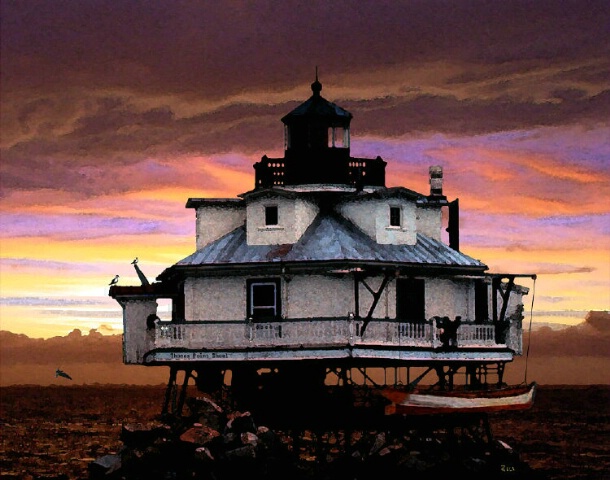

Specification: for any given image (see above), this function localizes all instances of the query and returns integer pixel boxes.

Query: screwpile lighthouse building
[110,78,534,414]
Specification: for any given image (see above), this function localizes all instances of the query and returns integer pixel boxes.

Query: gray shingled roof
[175,212,486,269]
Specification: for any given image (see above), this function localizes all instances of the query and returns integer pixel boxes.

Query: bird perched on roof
[131,257,138,265]
[55,368,72,380]
[109,275,119,286]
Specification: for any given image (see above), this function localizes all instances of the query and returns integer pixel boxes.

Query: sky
[1,0,609,339]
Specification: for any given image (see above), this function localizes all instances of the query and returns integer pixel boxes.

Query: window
[390,206,401,227]
[265,205,278,226]
[247,279,281,320]
[284,125,290,150]
[156,298,173,321]
[328,127,348,148]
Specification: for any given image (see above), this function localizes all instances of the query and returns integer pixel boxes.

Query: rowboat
[382,382,537,415]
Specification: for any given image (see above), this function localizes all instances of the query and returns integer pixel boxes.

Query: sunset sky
[1,0,609,339]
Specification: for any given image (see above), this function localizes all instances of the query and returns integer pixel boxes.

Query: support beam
[355,367,380,387]
[360,273,392,336]
[498,277,515,323]
[353,275,360,318]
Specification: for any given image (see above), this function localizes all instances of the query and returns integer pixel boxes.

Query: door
[396,278,425,322]
[475,279,489,323]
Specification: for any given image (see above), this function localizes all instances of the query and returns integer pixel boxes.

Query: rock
[179,424,220,445]
[256,426,274,442]
[226,411,257,434]
[225,444,257,460]
[369,431,386,456]
[88,454,121,478]
[186,395,225,431]
[120,421,171,447]
[241,431,259,446]
[193,446,215,462]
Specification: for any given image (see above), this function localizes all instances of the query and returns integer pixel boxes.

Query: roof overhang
[238,187,299,201]
[186,198,244,209]
[109,282,180,300]
[157,260,489,282]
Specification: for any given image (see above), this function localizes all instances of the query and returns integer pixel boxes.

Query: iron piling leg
[176,369,192,416]
[483,413,494,444]
[162,366,178,415]
[497,362,506,386]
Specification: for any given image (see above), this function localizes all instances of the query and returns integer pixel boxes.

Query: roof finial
[311,66,322,96]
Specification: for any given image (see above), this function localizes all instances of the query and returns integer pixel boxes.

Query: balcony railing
[153,318,505,351]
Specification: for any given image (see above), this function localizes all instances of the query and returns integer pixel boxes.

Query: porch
[150,317,519,353]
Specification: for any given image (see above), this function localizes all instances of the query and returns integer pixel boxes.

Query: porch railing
[153,318,501,351]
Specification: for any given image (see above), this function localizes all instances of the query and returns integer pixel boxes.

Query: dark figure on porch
[436,316,462,350]
[147,314,160,330]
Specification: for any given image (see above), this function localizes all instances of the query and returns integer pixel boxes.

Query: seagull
[109,275,119,286]
[131,257,138,265]
[55,368,73,380]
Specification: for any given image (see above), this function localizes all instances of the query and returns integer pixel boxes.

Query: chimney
[429,165,443,197]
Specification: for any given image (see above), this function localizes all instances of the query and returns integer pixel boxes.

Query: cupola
[254,75,386,189]
[281,74,352,154]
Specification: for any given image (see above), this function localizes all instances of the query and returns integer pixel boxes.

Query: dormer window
[390,206,401,227]
[265,205,278,226]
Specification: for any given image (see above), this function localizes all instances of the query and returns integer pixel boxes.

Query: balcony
[150,317,515,354]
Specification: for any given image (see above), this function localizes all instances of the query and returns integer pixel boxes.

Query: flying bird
[131,257,138,265]
[55,368,73,380]
[109,275,119,286]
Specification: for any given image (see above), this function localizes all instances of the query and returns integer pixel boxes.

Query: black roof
[281,78,352,125]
